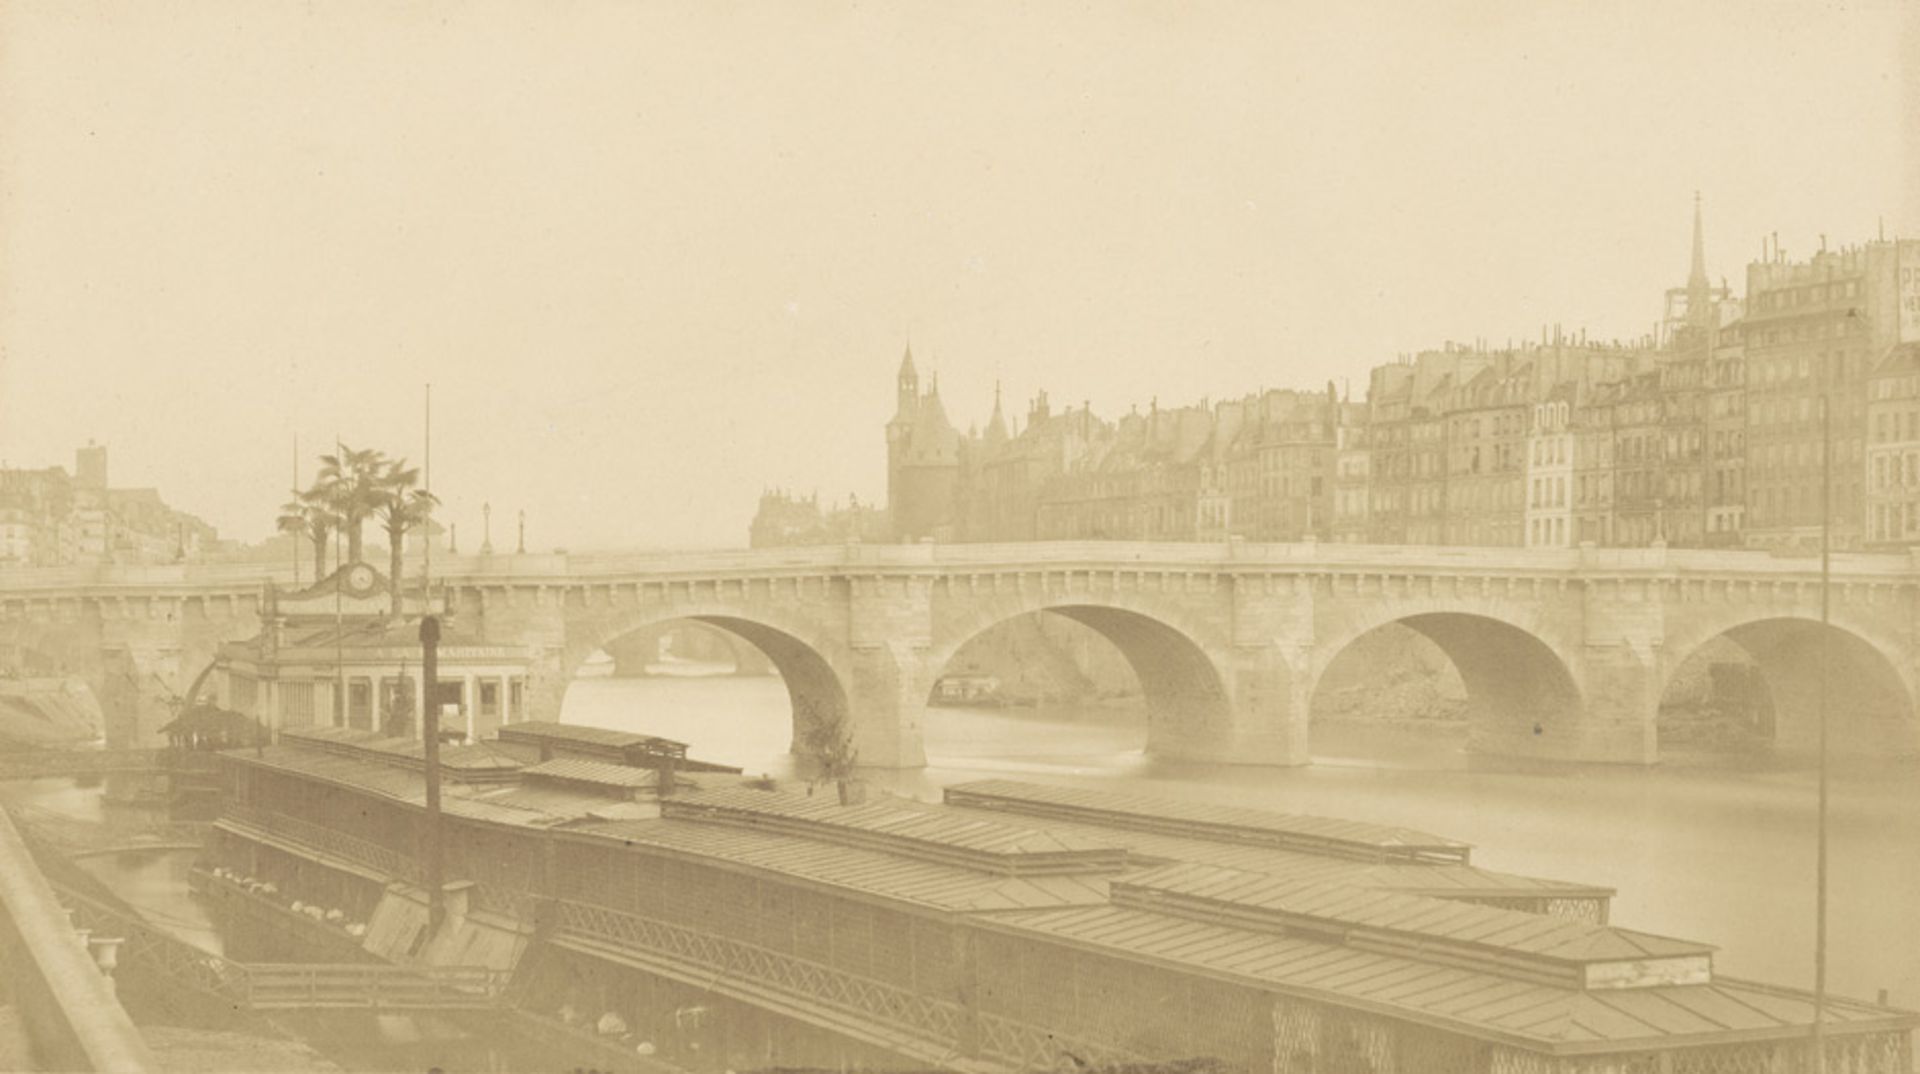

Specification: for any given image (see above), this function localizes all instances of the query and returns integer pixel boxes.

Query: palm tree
[276,487,338,581]
[316,444,388,565]
[372,458,438,615]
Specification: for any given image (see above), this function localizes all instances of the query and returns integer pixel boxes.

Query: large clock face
[346,563,376,594]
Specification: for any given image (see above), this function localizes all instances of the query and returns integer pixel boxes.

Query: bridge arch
[925,599,1238,761]
[1308,608,1584,758]
[555,609,853,766]
[1656,616,1918,761]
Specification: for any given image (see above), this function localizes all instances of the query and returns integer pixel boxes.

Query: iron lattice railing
[552,898,1145,1072]
[222,803,419,882]
[555,898,962,1042]
[57,883,254,1007]
[972,1009,1150,1072]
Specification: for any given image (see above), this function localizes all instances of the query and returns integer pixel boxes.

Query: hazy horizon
[3,0,1916,550]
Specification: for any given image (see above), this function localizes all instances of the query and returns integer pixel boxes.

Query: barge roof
[972,903,1906,1053]
[664,786,1128,877]
[575,816,1112,914]
[937,797,1610,901]
[945,779,1472,864]
[212,738,1919,1053]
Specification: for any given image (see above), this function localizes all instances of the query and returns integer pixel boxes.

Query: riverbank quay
[192,724,1917,1073]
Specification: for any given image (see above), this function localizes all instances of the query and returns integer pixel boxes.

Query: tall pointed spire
[1688,191,1707,287]
[1686,191,1712,330]
[986,379,1008,443]
[893,342,920,424]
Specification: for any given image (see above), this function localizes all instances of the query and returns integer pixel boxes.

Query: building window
[282,681,314,728]
[348,678,373,729]
[479,679,500,718]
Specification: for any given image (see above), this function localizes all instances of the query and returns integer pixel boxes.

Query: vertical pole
[334,437,345,729]
[292,435,301,587]
[424,385,433,609]
[1812,385,1831,1074]
[420,614,444,933]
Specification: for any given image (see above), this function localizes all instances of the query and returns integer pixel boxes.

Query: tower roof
[1681,192,1716,334]
[898,344,918,380]
[985,380,1009,444]
[1688,191,1708,289]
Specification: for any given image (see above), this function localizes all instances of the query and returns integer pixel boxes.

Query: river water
[565,671,1920,1010]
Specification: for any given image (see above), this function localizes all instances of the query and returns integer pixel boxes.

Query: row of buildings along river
[756,213,1920,555]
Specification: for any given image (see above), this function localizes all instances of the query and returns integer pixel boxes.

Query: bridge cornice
[2,541,1916,604]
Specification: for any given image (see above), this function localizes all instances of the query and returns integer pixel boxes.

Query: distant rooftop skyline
[2,1,1915,549]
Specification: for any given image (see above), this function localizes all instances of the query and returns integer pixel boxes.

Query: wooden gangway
[52,880,508,1012]
[8,813,508,1015]
[233,963,505,1010]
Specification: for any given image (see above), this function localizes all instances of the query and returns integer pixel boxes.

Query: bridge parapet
[4,541,1919,598]
[0,809,158,1073]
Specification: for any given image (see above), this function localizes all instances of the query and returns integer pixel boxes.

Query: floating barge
[197,730,1916,1073]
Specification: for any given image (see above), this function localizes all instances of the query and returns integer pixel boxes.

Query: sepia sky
[1,0,1916,550]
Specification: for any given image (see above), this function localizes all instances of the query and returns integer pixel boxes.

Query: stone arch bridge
[2,542,1916,767]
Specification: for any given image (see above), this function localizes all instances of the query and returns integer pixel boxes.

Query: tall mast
[333,435,345,728]
[1811,375,1832,1072]
[424,384,433,608]
[292,434,301,587]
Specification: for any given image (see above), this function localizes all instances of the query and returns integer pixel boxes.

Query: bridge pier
[1461,643,1660,765]
[1149,643,1307,766]
[842,642,929,769]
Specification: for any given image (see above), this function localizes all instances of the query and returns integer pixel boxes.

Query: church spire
[1686,191,1712,329]
[985,379,1008,443]
[1688,191,1707,287]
